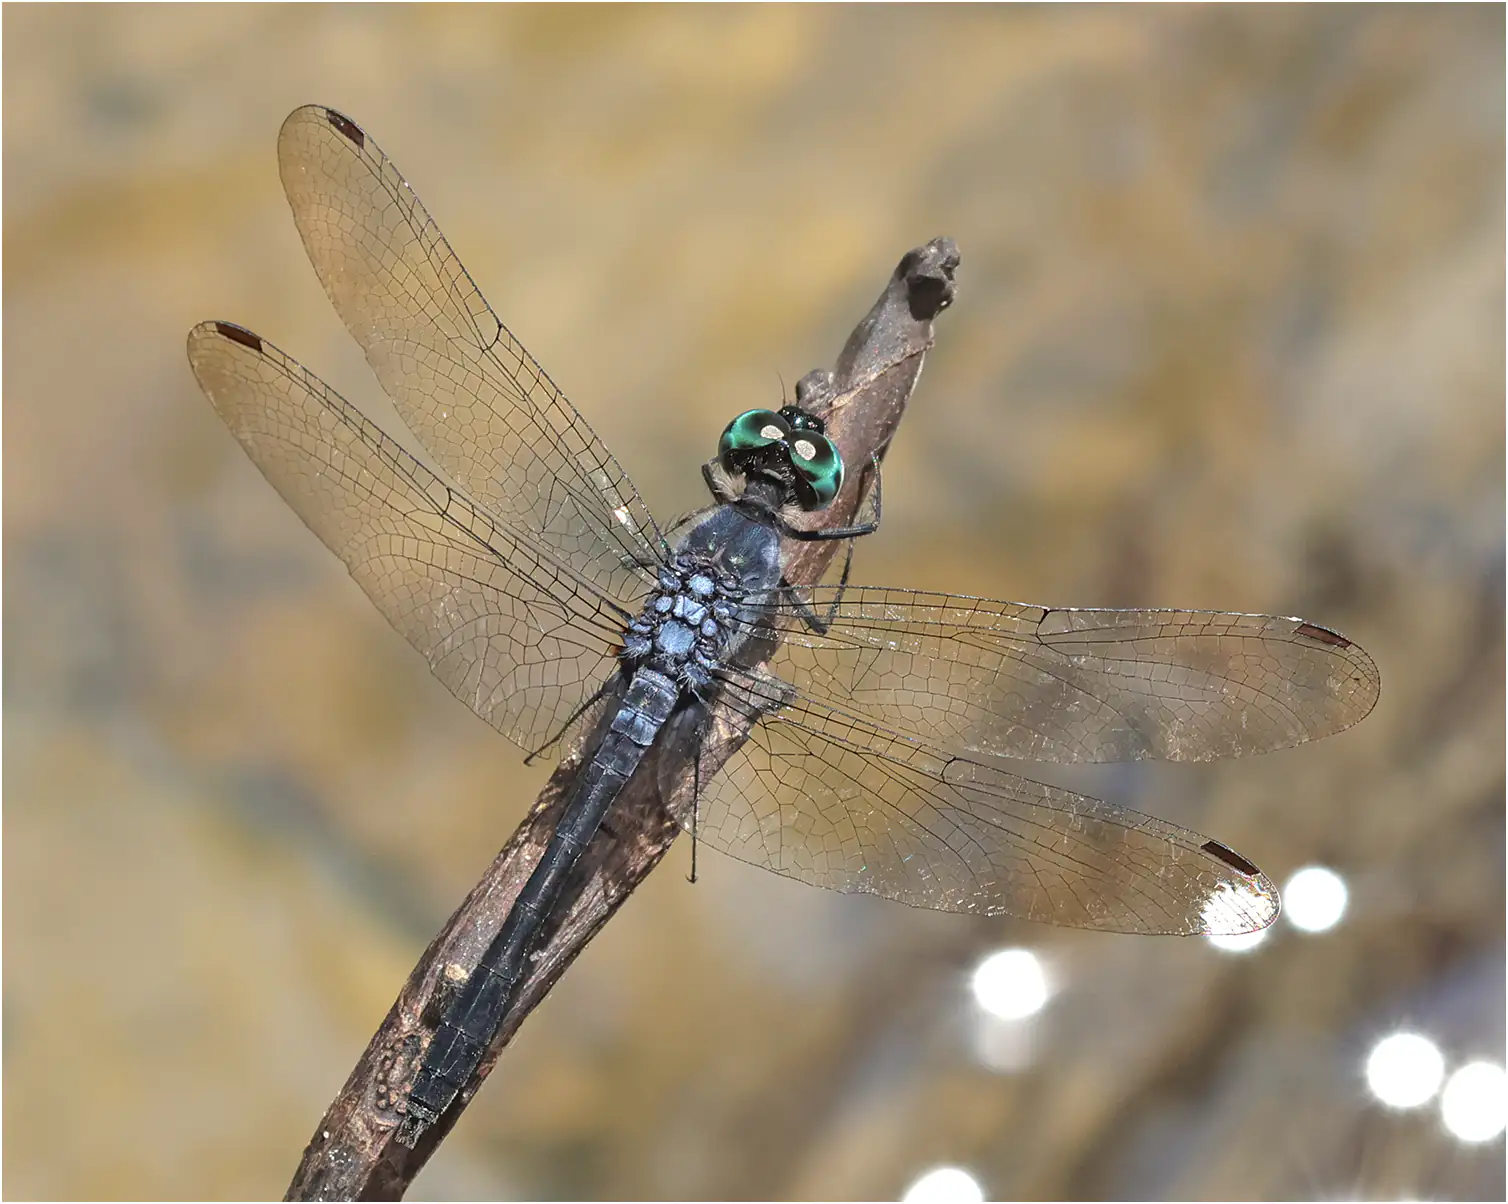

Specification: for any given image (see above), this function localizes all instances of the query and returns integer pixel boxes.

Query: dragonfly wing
[188,320,630,756]
[746,588,1379,763]
[662,673,1278,935]
[276,105,666,602]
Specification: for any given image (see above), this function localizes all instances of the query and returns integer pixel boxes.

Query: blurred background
[4,5,1503,1200]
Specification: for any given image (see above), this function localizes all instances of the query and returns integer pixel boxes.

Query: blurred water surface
[4,6,1503,1200]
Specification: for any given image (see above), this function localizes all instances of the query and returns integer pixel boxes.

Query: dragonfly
[188,106,1379,1141]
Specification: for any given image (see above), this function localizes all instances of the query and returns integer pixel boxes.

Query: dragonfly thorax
[622,560,744,693]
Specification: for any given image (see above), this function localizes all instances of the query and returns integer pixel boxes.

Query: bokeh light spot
[1440,1060,1506,1143]
[1283,865,1348,933]
[1366,1032,1445,1109]
[971,948,1049,1020]
[1206,927,1270,954]
[902,1166,985,1204]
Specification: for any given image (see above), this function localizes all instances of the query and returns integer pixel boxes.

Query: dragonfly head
[717,405,843,511]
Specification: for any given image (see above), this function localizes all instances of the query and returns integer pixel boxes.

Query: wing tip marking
[1200,838,1261,878]
[1295,621,1350,648]
[323,108,365,149]
[213,321,263,353]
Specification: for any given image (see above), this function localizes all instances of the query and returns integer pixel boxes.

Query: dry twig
[285,237,960,1202]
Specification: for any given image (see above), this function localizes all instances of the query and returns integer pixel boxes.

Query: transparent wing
[187,320,634,755]
[659,589,1377,933]
[664,672,1278,936]
[740,588,1379,764]
[276,104,666,603]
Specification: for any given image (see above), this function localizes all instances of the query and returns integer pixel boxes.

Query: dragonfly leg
[776,455,882,632]
[701,458,738,506]
[778,528,862,635]
[705,453,883,543]
[780,560,844,635]
[522,675,619,765]
[775,452,883,542]
[687,748,701,885]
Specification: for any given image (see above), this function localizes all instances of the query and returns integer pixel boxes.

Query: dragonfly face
[718,404,844,511]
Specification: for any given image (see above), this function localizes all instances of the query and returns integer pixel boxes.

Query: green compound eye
[717,408,843,511]
[718,409,789,466]
[786,429,843,510]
